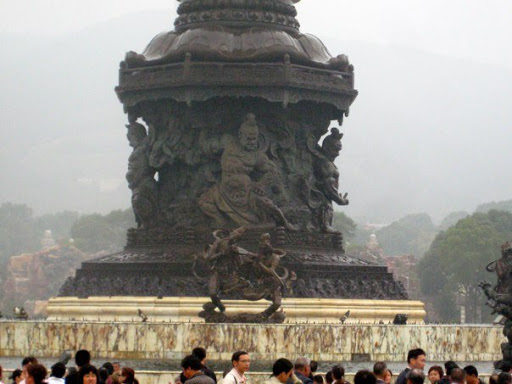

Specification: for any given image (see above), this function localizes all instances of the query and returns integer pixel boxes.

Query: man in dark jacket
[179,348,217,384]
[396,349,426,384]
[294,358,313,384]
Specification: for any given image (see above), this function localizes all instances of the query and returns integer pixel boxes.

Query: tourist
[438,362,459,384]
[66,350,92,384]
[180,355,214,384]
[294,358,313,384]
[98,368,109,384]
[20,357,38,384]
[490,375,499,384]
[48,362,66,384]
[110,373,121,384]
[223,351,250,384]
[428,366,444,384]
[265,358,294,384]
[79,365,99,384]
[326,372,334,384]
[396,349,427,384]
[498,372,512,384]
[384,370,392,384]
[406,370,425,384]
[332,365,348,384]
[373,362,387,384]
[310,362,319,380]
[119,368,138,384]
[313,376,324,384]
[449,369,465,384]
[502,365,512,374]
[25,364,47,384]
[10,369,23,384]
[179,348,217,384]
[354,370,376,384]
[0,364,3,384]
[112,364,121,375]
[463,366,482,384]
[101,363,114,384]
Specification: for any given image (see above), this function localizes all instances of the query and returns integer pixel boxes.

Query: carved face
[240,130,259,151]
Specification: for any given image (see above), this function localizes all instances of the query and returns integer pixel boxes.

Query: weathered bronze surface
[59,0,408,307]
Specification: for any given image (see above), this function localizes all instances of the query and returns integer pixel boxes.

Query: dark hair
[354,370,377,384]
[429,366,444,378]
[406,369,426,384]
[121,367,139,384]
[387,370,393,377]
[311,361,319,373]
[332,365,345,380]
[79,365,99,384]
[450,369,465,384]
[272,358,293,377]
[231,351,249,364]
[102,363,114,376]
[464,366,478,377]
[407,349,426,363]
[10,369,23,381]
[27,364,47,384]
[445,362,459,377]
[51,362,66,379]
[21,357,38,367]
[182,355,202,371]
[313,375,324,384]
[373,362,387,377]
[503,365,512,374]
[192,347,207,361]
[99,368,109,382]
[75,350,91,367]
[491,374,500,384]
[326,371,334,384]
[498,372,512,384]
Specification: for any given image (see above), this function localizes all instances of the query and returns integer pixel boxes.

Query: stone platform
[46,297,426,324]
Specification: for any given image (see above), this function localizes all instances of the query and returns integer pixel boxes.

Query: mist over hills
[1,11,511,223]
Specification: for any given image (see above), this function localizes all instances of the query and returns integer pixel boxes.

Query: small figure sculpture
[481,242,512,369]
[126,115,158,228]
[198,114,296,230]
[310,127,349,232]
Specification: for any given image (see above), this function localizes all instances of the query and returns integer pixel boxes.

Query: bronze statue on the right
[481,242,512,369]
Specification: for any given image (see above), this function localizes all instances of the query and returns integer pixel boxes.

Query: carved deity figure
[310,127,349,232]
[126,116,158,228]
[198,113,295,229]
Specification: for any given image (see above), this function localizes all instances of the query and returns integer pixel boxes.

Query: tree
[439,211,470,231]
[332,211,357,242]
[376,213,436,257]
[418,210,512,323]
[476,199,512,214]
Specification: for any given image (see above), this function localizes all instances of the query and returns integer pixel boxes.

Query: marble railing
[0,321,504,363]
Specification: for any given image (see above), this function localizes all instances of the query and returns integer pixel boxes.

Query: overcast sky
[1,0,512,224]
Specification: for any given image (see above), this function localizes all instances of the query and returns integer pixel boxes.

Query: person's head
[192,347,207,365]
[21,357,38,378]
[51,362,66,379]
[313,375,325,384]
[406,369,426,384]
[498,372,512,384]
[463,366,479,384]
[120,368,136,384]
[384,370,392,384]
[490,374,499,384]
[79,365,99,384]
[26,364,47,384]
[98,368,109,383]
[102,363,114,376]
[311,362,319,374]
[126,123,146,148]
[332,365,345,381]
[373,362,387,380]
[75,350,91,368]
[502,365,512,374]
[326,371,334,384]
[407,349,426,370]
[232,351,250,375]
[0,365,2,381]
[428,366,444,384]
[110,372,121,384]
[295,357,311,377]
[444,362,459,377]
[272,358,294,383]
[354,370,377,384]
[181,355,202,379]
[450,369,465,384]
[10,369,23,384]
[239,114,259,152]
[113,363,121,374]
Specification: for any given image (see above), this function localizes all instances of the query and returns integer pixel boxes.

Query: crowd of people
[0,351,138,384]
[1,347,511,384]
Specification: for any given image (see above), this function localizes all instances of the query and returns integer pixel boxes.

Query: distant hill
[476,199,512,214]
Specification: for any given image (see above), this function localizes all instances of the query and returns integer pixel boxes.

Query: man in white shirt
[47,363,66,384]
[223,351,250,384]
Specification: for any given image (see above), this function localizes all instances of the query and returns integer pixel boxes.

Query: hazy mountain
[1,11,511,222]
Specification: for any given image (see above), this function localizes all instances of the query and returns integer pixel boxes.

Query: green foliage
[476,199,512,214]
[418,210,512,323]
[70,209,135,253]
[439,211,470,231]
[332,211,357,241]
[376,213,436,257]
